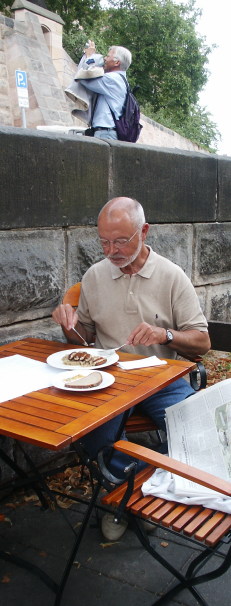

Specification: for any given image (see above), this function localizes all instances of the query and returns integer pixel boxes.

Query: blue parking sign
[15,70,27,88]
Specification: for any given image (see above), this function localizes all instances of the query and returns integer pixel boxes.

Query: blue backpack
[110,74,143,143]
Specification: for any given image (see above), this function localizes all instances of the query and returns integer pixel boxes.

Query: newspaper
[165,378,231,497]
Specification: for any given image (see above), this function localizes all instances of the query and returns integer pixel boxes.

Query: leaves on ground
[202,350,231,386]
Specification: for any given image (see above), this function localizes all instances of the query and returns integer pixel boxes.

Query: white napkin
[142,468,231,514]
[118,356,167,370]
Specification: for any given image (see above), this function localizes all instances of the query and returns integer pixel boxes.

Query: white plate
[46,348,119,370]
[53,369,115,392]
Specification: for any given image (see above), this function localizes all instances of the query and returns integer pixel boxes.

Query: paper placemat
[0,355,63,404]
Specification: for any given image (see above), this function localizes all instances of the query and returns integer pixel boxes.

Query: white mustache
[107,254,126,260]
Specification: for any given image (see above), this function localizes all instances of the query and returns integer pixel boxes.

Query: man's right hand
[84,39,96,57]
[52,303,78,332]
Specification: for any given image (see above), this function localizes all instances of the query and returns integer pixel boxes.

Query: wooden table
[0,338,196,451]
[0,338,196,606]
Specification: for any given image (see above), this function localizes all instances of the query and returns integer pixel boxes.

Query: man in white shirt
[77,41,132,139]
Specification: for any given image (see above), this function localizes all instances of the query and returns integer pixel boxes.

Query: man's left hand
[127,322,166,347]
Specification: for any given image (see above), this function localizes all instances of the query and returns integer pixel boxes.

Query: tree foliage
[0,1,101,31]
[44,0,101,32]
[96,2,210,118]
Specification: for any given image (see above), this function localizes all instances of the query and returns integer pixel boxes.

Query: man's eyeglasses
[99,228,140,249]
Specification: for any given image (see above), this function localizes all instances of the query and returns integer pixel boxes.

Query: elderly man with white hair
[76,41,132,139]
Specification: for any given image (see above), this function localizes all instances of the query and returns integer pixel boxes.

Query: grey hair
[110,46,132,71]
[129,200,146,229]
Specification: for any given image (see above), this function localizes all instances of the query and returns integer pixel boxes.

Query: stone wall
[0,125,230,348]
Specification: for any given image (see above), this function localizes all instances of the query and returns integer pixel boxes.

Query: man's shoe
[101,513,128,541]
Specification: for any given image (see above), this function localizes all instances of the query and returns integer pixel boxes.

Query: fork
[97,343,128,355]
[71,326,89,347]
[71,329,127,354]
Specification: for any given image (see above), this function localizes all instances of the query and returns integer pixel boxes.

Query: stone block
[66,227,104,286]
[4,17,14,29]
[218,157,231,220]
[0,78,7,94]
[28,107,44,127]
[44,97,62,110]
[51,88,66,103]
[0,127,109,229]
[0,317,64,347]
[30,59,44,71]
[0,63,7,77]
[58,111,72,124]
[194,286,207,316]
[0,229,65,325]
[0,108,12,124]
[28,92,39,110]
[110,143,217,223]
[193,223,231,284]
[205,284,231,322]
[31,81,52,97]
[146,224,193,277]
[40,108,63,122]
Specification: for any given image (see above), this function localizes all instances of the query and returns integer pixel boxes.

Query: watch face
[166,329,173,343]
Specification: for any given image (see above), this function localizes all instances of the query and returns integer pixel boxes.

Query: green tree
[0,2,11,15]
[143,102,220,151]
[45,0,101,32]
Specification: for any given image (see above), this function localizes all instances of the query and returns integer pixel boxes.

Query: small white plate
[53,369,115,392]
[46,348,119,370]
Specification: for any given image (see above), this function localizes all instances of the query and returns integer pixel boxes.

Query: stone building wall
[0,125,230,348]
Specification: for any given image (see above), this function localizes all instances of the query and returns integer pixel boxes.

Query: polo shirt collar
[108,246,156,279]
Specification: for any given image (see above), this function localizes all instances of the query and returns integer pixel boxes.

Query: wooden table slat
[1,399,77,424]
[0,417,71,449]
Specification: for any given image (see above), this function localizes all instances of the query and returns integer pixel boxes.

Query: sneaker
[101,513,128,541]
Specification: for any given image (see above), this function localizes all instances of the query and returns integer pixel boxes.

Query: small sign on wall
[15,69,29,108]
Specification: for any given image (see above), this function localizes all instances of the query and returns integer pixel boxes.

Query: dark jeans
[79,377,194,479]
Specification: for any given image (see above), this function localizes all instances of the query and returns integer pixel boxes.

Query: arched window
[41,25,51,53]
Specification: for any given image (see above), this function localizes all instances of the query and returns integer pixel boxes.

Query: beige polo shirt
[78,247,208,360]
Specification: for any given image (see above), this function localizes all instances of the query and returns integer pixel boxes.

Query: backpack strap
[89,93,99,126]
[108,73,128,123]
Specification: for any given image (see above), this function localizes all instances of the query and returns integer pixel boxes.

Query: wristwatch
[165,329,174,344]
